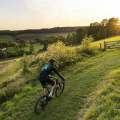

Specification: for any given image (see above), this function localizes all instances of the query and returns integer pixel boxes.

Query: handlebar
[50,76,66,83]
[50,76,61,80]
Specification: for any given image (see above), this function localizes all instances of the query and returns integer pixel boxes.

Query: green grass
[16,34,39,37]
[1,49,120,120]
[0,35,15,42]
[39,32,75,38]
[0,61,21,83]
[1,36,120,120]
[15,32,75,38]
[91,35,120,49]
[24,43,44,52]
[0,32,74,43]
[82,69,120,120]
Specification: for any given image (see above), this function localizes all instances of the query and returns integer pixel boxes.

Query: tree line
[64,17,120,45]
[0,26,83,37]
[35,17,120,49]
[88,17,120,40]
[1,17,120,59]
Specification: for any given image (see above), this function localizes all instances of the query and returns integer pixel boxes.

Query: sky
[0,0,120,30]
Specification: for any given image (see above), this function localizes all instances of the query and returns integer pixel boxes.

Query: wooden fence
[104,41,120,50]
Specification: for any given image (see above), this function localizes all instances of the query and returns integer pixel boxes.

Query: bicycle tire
[55,81,65,97]
[34,95,48,114]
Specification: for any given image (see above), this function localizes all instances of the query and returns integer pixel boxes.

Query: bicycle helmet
[49,58,55,64]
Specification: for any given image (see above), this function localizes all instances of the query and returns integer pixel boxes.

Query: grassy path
[1,50,120,120]
[0,61,21,83]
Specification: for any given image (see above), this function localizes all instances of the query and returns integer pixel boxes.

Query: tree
[106,17,120,37]
[11,42,18,48]
[1,42,9,48]
[76,28,86,44]
[53,35,59,43]
[101,19,108,38]
[0,43,2,48]
[30,44,34,54]
[43,40,48,51]
[65,34,74,45]
[19,39,27,47]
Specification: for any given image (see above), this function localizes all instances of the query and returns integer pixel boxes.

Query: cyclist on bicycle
[39,58,65,97]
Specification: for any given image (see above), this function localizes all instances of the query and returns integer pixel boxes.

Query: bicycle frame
[44,77,59,96]
[34,76,64,114]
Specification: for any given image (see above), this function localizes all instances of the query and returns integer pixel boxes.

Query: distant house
[0,48,6,51]
[31,40,36,44]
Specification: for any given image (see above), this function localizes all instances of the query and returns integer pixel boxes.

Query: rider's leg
[51,82,56,91]
[44,88,47,95]
[49,82,56,97]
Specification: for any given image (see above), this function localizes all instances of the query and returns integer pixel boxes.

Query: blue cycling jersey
[41,64,51,72]
[40,64,65,81]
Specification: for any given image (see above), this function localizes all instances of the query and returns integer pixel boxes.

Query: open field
[0,32,75,42]
[0,35,15,42]
[39,32,75,38]
[91,35,120,49]
[0,61,21,83]
[1,49,120,119]
[24,43,44,52]
[1,36,120,119]
[14,32,75,41]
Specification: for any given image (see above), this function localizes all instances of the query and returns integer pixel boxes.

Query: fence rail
[104,41,120,50]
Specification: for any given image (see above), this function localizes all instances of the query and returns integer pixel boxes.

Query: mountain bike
[34,76,65,114]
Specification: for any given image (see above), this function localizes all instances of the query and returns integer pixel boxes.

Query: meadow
[0,35,120,120]
[0,32,74,44]
[0,35,15,42]
[15,32,75,38]
[24,43,44,52]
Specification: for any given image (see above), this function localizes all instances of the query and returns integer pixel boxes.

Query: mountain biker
[39,58,65,97]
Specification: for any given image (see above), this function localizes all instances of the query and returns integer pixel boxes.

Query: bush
[0,89,7,103]
[75,35,99,55]
[22,54,31,74]
[5,83,21,98]
[38,41,77,68]
[29,57,40,67]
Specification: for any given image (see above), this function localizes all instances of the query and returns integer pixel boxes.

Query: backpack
[41,64,51,72]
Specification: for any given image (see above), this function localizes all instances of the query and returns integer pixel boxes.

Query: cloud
[25,0,90,19]
[25,0,120,24]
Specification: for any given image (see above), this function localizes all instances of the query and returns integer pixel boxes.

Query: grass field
[16,34,39,37]
[16,32,75,38]
[91,35,120,49]
[0,61,21,83]
[24,43,44,52]
[1,49,120,120]
[39,32,75,38]
[0,32,74,43]
[1,36,120,119]
[0,35,15,42]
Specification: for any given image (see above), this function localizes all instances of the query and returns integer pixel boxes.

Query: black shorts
[39,72,55,88]
[40,78,55,88]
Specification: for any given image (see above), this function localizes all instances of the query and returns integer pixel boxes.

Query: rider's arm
[52,66,65,81]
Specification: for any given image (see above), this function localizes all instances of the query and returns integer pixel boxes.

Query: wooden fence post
[100,43,101,49]
[104,41,106,50]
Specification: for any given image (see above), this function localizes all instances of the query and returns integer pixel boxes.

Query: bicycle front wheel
[55,81,65,97]
[34,95,48,114]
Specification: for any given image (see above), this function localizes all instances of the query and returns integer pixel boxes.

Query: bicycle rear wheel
[34,95,48,114]
[55,81,65,97]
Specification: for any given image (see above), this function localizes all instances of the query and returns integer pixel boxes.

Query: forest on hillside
[40,17,120,48]
[0,26,83,37]
[1,17,120,43]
